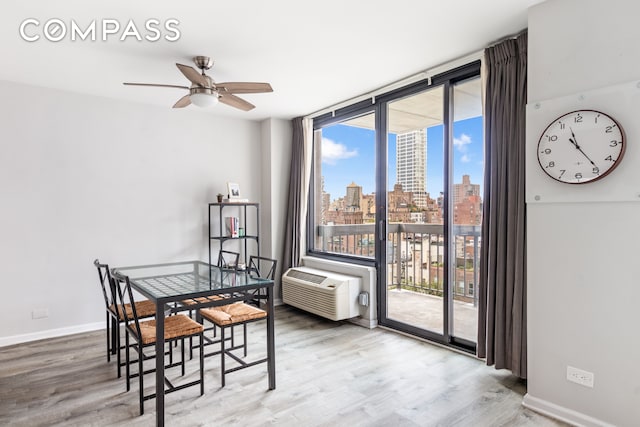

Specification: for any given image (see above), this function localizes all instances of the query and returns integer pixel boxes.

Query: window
[310,108,376,260]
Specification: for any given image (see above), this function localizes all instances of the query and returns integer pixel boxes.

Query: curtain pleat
[281,117,305,272]
[478,32,528,378]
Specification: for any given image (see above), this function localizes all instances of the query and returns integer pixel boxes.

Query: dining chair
[198,301,268,387]
[182,250,241,353]
[246,255,277,306]
[197,256,276,387]
[180,250,241,315]
[94,259,156,377]
[113,271,205,415]
[218,250,240,269]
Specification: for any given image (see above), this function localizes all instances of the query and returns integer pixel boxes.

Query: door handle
[379,220,384,240]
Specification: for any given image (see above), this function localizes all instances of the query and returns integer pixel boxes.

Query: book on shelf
[224,216,239,238]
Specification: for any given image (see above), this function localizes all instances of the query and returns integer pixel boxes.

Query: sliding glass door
[384,85,446,336]
[309,62,482,352]
[379,69,483,351]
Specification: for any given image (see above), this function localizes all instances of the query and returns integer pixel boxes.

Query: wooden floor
[0,306,566,427]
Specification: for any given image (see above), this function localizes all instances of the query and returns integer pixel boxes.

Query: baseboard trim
[1,299,285,348]
[522,393,615,427]
[0,322,104,348]
[348,316,377,329]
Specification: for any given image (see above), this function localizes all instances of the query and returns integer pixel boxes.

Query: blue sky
[320,116,484,200]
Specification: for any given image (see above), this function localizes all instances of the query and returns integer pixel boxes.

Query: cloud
[322,137,358,165]
[453,133,472,151]
[454,133,473,163]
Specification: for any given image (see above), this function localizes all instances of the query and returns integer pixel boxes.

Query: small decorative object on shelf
[216,193,224,203]
[227,182,241,199]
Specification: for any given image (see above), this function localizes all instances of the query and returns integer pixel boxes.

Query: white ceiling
[1,1,541,121]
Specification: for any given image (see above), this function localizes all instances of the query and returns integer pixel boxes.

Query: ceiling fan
[123,56,272,111]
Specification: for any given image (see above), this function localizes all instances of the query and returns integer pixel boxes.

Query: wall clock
[537,109,625,184]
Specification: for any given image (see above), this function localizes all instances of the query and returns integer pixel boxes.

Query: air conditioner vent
[285,269,326,284]
[282,266,361,321]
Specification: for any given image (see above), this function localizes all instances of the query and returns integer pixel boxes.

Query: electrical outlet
[32,309,49,319]
[567,366,594,388]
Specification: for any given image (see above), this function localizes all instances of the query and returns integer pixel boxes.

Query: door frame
[375,62,480,353]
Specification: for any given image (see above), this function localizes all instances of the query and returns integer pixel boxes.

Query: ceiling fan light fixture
[123,56,271,111]
[190,90,219,108]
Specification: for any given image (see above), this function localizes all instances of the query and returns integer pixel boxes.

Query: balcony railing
[316,223,481,306]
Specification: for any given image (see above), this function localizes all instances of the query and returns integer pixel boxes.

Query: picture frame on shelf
[227,182,241,199]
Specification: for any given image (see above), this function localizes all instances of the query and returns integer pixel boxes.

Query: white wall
[526,1,640,426]
[260,118,292,301]
[0,80,261,345]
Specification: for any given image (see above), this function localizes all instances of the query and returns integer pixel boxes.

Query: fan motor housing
[193,56,213,70]
[190,86,217,96]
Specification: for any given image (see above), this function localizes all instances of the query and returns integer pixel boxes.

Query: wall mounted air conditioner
[282,266,361,321]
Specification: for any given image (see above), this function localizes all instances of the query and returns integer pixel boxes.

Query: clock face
[537,110,625,184]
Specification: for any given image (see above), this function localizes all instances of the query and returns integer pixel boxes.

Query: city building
[454,174,481,205]
[396,129,427,208]
[345,181,362,211]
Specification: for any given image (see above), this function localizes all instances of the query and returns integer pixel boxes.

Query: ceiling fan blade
[215,82,273,94]
[173,95,192,108]
[176,63,208,87]
[219,93,255,111]
[123,82,190,90]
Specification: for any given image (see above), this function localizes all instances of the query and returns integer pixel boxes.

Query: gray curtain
[477,31,528,379]
[281,117,305,271]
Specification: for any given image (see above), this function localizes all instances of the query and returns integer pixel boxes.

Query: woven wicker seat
[200,303,267,326]
[133,315,204,345]
[94,259,155,378]
[180,294,224,306]
[110,300,157,321]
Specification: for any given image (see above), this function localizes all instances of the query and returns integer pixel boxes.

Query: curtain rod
[486,28,527,48]
[305,49,483,120]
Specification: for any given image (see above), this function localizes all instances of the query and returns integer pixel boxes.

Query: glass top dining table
[112,260,275,427]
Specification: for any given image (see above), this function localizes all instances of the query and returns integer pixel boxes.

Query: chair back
[218,250,240,270]
[94,259,116,310]
[248,256,277,280]
[112,271,143,338]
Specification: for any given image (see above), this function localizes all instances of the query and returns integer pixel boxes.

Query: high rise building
[396,129,427,208]
[345,182,362,211]
[453,174,480,205]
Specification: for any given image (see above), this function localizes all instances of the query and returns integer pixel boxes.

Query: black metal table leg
[155,302,165,426]
[267,284,276,390]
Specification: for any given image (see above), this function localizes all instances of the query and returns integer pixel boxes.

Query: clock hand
[569,127,599,168]
[569,127,579,144]
[568,137,578,148]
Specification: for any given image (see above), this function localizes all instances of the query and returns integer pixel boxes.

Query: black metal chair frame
[95,259,119,364]
[198,256,277,386]
[217,314,269,387]
[95,259,156,378]
[246,255,277,306]
[218,250,240,269]
[93,259,159,378]
[114,272,204,416]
